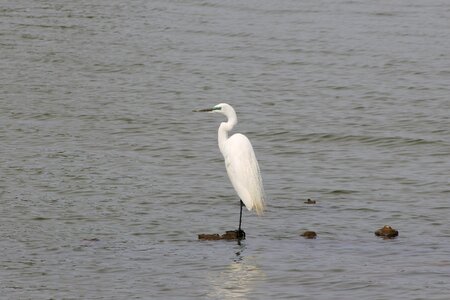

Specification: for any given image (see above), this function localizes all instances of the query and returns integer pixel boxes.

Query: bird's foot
[235,229,246,240]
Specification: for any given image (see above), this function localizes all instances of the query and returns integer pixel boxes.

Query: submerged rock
[301,231,317,239]
[304,199,316,204]
[198,233,221,240]
[198,230,246,241]
[375,225,398,239]
[222,230,246,240]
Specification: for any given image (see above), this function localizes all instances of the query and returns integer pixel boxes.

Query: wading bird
[194,103,266,239]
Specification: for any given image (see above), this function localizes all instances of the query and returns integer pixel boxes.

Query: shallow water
[1,0,450,299]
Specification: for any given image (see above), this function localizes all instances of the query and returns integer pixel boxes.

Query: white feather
[222,133,266,215]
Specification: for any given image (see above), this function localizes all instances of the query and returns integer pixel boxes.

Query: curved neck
[218,111,237,153]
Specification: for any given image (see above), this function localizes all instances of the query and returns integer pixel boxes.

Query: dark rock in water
[301,231,317,239]
[221,231,239,240]
[375,225,398,239]
[198,233,221,240]
[198,230,246,241]
[304,199,316,204]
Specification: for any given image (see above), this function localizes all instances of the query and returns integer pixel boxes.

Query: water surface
[1,0,450,299]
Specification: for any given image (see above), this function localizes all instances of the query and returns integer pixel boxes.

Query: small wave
[324,189,359,195]
[290,133,447,147]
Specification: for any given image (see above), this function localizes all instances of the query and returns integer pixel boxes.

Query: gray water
[1,0,450,299]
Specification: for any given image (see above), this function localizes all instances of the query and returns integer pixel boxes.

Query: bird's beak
[193,108,214,112]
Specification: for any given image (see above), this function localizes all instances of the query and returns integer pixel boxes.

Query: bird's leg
[236,199,245,240]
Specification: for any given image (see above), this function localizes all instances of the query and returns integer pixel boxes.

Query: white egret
[194,103,266,239]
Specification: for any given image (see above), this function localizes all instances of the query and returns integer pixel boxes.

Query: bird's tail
[254,196,265,216]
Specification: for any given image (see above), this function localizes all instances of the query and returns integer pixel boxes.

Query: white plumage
[221,133,265,215]
[195,103,266,218]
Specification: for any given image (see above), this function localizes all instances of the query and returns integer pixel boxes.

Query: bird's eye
[213,107,222,111]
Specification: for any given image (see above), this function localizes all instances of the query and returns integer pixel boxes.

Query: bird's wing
[222,133,266,215]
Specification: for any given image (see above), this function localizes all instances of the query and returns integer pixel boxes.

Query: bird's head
[193,103,237,125]
[193,103,234,115]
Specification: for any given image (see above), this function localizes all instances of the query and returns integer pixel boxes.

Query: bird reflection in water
[207,244,266,300]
